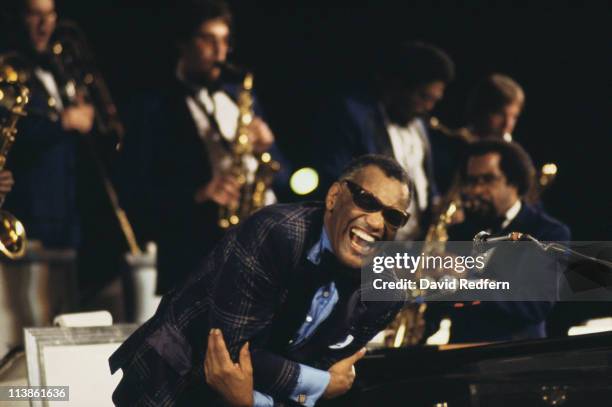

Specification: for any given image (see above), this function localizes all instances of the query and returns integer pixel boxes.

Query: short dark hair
[466,73,525,122]
[339,154,411,188]
[461,140,535,196]
[173,0,232,44]
[381,41,455,88]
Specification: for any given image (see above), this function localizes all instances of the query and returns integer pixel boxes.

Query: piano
[336,332,612,407]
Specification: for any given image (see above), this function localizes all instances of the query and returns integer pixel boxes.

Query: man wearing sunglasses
[110,154,410,406]
[425,140,570,343]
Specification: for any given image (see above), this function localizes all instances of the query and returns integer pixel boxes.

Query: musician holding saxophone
[430,73,526,194]
[121,0,289,294]
[3,0,95,251]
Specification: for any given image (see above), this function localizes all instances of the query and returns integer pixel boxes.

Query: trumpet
[0,68,29,259]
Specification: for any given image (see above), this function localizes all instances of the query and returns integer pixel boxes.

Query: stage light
[290,167,319,195]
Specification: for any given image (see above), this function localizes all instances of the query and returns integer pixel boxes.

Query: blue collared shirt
[254,228,339,407]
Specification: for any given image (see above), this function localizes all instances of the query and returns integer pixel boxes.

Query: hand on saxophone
[194,174,241,206]
[0,170,14,199]
[247,117,274,154]
[61,103,95,134]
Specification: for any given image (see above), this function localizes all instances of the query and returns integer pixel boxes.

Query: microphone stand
[474,230,612,270]
[519,234,612,270]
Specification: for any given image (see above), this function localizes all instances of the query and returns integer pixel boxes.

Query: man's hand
[194,174,241,206]
[323,348,366,399]
[61,103,95,134]
[247,117,274,154]
[204,328,254,407]
[0,170,14,200]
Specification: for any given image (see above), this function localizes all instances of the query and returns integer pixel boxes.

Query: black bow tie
[492,216,510,234]
[32,52,55,72]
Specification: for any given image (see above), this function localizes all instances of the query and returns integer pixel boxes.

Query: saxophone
[526,162,558,205]
[218,72,279,229]
[384,197,459,347]
[384,116,465,347]
[428,116,475,143]
[0,60,29,259]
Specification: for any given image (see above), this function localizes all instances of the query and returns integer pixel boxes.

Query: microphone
[474,232,612,270]
[472,231,526,253]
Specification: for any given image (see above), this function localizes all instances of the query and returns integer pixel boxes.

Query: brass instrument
[218,72,280,229]
[527,162,558,204]
[429,116,515,142]
[428,116,475,143]
[49,20,125,150]
[386,116,558,346]
[45,20,140,255]
[385,196,460,347]
[430,115,557,203]
[384,114,466,347]
[0,66,29,259]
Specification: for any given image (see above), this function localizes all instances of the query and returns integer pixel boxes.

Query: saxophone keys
[241,113,252,124]
[238,134,249,145]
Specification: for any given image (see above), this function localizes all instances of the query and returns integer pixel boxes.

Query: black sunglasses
[343,180,410,228]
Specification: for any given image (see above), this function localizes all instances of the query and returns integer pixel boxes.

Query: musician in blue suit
[312,42,454,240]
[5,0,95,250]
[427,140,571,342]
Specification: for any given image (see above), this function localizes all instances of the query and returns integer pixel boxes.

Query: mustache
[463,196,494,213]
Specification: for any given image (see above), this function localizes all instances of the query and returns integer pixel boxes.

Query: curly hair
[461,140,535,196]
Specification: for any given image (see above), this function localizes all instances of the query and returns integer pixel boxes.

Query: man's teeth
[351,228,376,243]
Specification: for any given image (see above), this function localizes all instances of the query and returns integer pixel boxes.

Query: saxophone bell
[0,64,30,259]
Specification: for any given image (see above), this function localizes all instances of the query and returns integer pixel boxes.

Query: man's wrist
[253,390,273,407]
[290,364,330,407]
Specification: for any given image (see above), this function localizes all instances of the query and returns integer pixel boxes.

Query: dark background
[71,1,611,239]
[0,0,609,331]
[4,0,611,241]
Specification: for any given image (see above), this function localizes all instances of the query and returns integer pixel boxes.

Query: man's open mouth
[349,227,377,255]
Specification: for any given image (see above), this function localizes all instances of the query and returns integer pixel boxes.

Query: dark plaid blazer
[109,202,403,406]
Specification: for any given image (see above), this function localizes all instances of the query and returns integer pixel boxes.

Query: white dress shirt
[385,117,430,240]
[501,199,522,230]
[34,67,64,111]
[178,67,275,204]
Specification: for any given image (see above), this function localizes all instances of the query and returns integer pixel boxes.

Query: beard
[463,196,503,231]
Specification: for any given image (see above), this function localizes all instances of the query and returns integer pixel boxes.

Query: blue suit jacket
[432,202,571,342]
[311,88,438,203]
[5,72,80,249]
